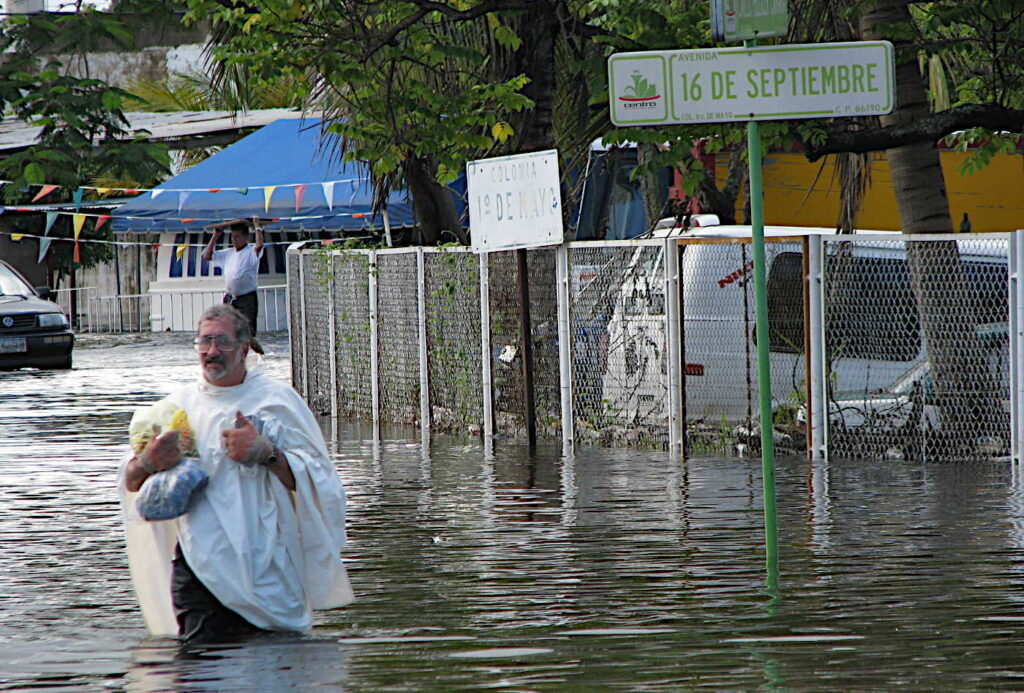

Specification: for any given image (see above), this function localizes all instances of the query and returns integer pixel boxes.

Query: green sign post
[608,39,895,593]
[711,0,788,43]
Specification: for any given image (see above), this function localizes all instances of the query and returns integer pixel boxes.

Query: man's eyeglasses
[194,335,241,352]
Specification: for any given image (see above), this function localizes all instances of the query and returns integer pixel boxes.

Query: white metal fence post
[556,244,575,454]
[1012,230,1024,463]
[369,250,380,442]
[328,252,339,423]
[417,248,431,435]
[808,235,828,460]
[663,238,682,454]
[479,252,494,451]
[299,251,309,400]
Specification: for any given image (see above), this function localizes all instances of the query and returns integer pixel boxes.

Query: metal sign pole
[745,38,779,590]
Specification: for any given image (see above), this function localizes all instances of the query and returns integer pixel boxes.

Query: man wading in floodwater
[118,305,353,644]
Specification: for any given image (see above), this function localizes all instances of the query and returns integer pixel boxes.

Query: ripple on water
[5,336,1024,690]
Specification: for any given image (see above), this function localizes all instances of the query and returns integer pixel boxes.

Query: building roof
[0,109,310,152]
[112,117,420,233]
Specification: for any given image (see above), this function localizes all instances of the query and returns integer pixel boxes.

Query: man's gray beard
[203,357,228,380]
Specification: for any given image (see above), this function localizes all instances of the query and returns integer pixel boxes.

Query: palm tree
[855,0,1003,451]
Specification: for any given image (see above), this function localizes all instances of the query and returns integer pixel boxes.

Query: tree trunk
[405,156,467,245]
[860,0,1003,453]
[514,3,557,153]
[636,143,666,230]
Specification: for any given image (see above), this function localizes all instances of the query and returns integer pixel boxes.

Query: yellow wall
[719,150,1024,232]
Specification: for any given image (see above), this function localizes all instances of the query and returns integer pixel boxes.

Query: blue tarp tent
[113,118,416,233]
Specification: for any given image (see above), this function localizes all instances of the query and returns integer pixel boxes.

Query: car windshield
[0,264,33,297]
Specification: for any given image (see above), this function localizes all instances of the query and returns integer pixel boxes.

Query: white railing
[51,285,288,333]
[50,287,98,332]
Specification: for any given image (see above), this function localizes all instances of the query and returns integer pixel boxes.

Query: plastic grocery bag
[135,457,209,521]
[129,399,207,521]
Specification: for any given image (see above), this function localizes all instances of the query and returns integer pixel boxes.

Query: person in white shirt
[119,304,353,644]
[203,218,265,353]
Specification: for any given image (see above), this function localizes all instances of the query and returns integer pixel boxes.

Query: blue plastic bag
[135,457,209,521]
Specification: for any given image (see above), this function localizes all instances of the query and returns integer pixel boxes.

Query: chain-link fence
[377,251,421,426]
[424,249,484,433]
[568,243,669,448]
[819,236,1010,461]
[288,232,1022,461]
[333,252,373,419]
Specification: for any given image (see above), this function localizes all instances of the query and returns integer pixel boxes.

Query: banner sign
[608,41,895,126]
[467,150,564,253]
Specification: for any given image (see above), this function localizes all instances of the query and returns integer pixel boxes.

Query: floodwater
[4,335,1024,691]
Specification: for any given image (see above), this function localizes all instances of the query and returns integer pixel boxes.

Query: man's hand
[223,411,264,463]
[222,411,296,490]
[125,430,181,492]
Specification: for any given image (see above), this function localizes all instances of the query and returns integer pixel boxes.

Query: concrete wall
[60,44,206,87]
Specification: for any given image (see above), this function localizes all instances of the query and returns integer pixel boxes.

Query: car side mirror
[35,286,52,300]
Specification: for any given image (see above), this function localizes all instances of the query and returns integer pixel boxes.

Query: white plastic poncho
[118,367,353,637]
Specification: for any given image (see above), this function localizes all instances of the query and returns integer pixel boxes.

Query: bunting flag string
[1,227,335,249]
[0,207,379,224]
[0,176,368,197]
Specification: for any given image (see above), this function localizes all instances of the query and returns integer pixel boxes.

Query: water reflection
[6,334,1024,689]
[124,637,351,693]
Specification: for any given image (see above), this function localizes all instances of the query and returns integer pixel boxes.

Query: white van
[595,223,1009,433]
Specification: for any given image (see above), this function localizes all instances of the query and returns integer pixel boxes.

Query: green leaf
[23,163,45,185]
[101,90,122,111]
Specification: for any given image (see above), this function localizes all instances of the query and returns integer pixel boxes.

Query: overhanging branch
[804,103,1024,161]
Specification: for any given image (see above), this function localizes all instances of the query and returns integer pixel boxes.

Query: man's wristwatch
[261,446,280,467]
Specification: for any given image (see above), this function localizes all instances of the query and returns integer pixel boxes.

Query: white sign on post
[608,41,894,126]
[467,149,564,253]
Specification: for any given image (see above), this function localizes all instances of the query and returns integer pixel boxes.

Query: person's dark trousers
[225,291,263,354]
[171,544,264,645]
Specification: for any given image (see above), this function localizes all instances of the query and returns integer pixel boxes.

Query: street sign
[711,0,788,42]
[467,149,564,253]
[608,41,895,126]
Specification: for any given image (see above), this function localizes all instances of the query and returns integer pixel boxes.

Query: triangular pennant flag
[96,188,110,195]
[10,233,24,241]
[43,211,57,235]
[207,188,221,193]
[321,182,335,211]
[31,184,58,203]
[178,191,190,212]
[37,237,52,263]
[236,188,249,195]
[72,213,86,264]
[294,184,307,212]
[176,243,187,260]
[72,188,83,212]
[95,215,111,231]
[263,186,276,213]
[151,189,164,199]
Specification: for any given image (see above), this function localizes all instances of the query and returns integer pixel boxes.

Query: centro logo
[619,71,661,109]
